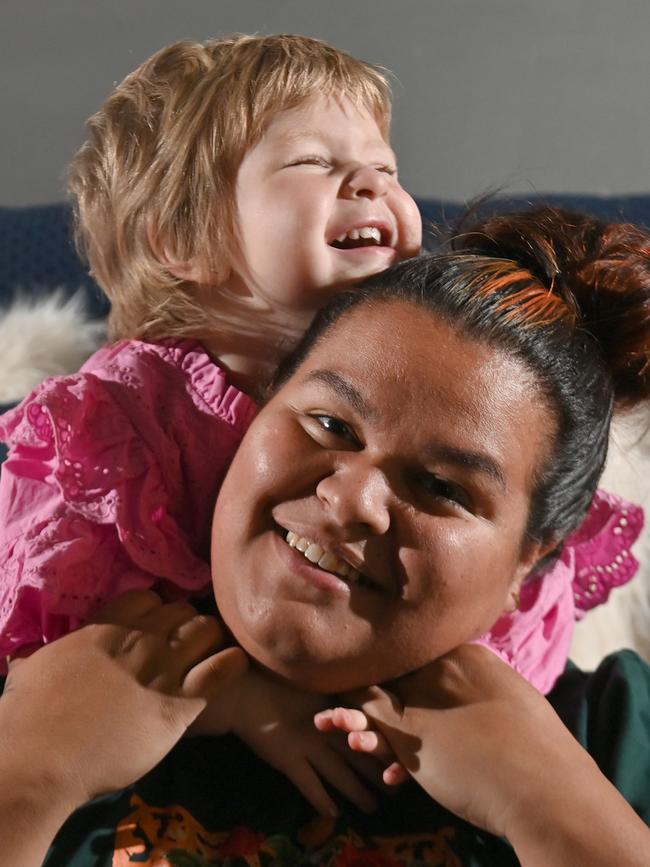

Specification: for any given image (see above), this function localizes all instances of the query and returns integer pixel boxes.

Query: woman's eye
[309,414,358,444]
[418,473,471,511]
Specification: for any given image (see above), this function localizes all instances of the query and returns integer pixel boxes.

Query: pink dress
[0,339,257,661]
[0,338,644,691]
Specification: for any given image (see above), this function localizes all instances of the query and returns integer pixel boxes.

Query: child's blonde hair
[69,34,393,341]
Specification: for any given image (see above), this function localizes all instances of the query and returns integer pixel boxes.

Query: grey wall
[3,0,650,205]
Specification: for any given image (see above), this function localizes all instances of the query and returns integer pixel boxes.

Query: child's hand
[324,645,599,839]
[193,666,381,817]
[314,706,410,787]
[331,645,650,867]
[1,590,248,808]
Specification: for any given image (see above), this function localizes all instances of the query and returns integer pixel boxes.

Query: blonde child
[0,33,420,650]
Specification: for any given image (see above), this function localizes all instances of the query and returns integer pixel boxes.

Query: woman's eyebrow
[425,444,507,491]
[302,369,376,419]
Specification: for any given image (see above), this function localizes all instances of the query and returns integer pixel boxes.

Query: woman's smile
[274,527,355,598]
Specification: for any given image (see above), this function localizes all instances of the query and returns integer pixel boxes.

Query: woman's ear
[505,535,559,613]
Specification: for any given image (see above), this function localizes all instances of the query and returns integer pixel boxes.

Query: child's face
[211,300,554,693]
[231,96,422,327]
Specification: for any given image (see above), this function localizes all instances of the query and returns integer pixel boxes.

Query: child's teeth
[305,543,325,563]
[336,233,346,243]
[347,228,360,240]
[359,226,380,242]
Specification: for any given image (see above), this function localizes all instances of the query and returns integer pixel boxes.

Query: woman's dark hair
[274,207,650,568]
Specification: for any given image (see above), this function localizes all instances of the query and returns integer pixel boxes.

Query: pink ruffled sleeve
[0,340,256,662]
[480,489,644,694]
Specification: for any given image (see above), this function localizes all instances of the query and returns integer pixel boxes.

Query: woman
[209,206,648,696]
[3,206,650,865]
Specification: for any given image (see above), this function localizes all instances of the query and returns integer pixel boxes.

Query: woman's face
[212,300,555,692]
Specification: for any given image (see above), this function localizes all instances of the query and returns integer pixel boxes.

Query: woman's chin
[230,629,358,692]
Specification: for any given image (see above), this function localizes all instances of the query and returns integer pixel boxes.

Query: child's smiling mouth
[328,221,393,251]
[331,225,384,249]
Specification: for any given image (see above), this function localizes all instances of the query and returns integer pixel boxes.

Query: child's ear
[504,535,559,613]
[147,223,220,284]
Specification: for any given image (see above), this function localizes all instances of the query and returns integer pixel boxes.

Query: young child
[0,32,420,652]
[0,34,642,814]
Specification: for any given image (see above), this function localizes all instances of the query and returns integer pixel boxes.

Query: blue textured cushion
[2,197,650,313]
[417,193,650,229]
[0,204,108,317]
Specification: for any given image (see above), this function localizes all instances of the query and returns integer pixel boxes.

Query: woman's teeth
[285,531,361,583]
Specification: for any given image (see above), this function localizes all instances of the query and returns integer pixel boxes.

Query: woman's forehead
[279,300,554,483]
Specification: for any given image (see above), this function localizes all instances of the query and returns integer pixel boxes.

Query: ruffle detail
[0,340,256,658]
[148,341,257,435]
[566,489,644,616]
[479,488,644,694]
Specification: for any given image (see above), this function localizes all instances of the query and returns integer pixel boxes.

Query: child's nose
[340,164,389,200]
[315,461,391,536]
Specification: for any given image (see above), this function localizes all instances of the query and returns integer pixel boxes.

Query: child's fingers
[137,601,200,636]
[314,706,370,733]
[92,590,163,626]
[383,761,410,787]
[313,709,338,732]
[181,646,248,703]
[347,729,395,763]
[147,615,230,689]
[345,685,404,727]
[172,614,227,660]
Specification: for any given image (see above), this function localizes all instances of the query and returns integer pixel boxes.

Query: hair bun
[454,206,650,408]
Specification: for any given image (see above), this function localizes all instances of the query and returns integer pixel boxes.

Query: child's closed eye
[375,164,397,176]
[286,155,331,169]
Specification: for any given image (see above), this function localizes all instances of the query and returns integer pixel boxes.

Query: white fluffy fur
[0,294,647,669]
[0,292,105,402]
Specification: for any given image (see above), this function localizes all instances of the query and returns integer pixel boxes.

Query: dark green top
[36,650,650,867]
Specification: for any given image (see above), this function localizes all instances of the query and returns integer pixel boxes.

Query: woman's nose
[340,164,389,200]
[315,462,391,536]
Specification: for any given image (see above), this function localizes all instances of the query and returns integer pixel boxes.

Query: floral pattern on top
[112,796,463,867]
